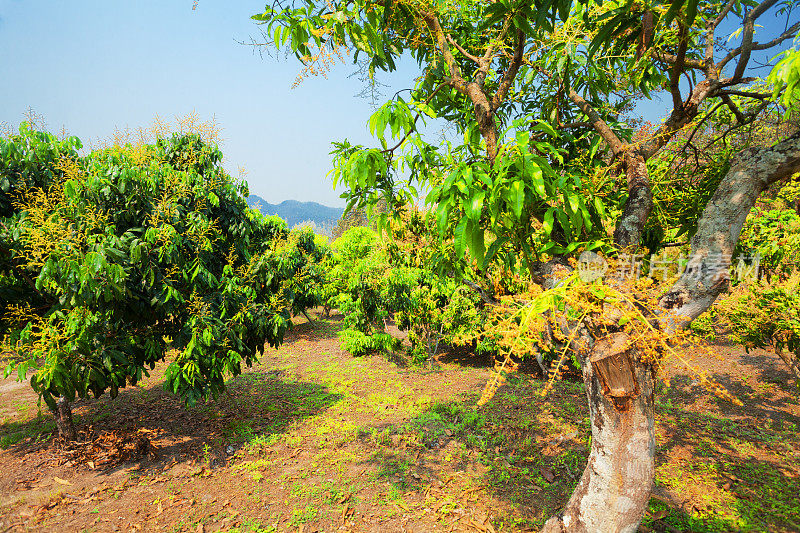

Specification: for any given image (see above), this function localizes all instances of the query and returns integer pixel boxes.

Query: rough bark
[52,396,78,441]
[659,131,800,329]
[613,150,653,249]
[543,333,655,533]
[564,89,655,250]
[545,133,800,533]
[466,82,499,164]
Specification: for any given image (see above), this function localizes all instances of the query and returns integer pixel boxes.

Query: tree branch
[462,279,499,305]
[705,0,737,68]
[720,94,746,123]
[659,130,800,329]
[491,28,526,110]
[566,88,625,155]
[718,19,799,73]
[733,0,781,80]
[381,83,448,155]
[655,52,705,71]
[446,35,481,64]
[717,89,772,99]
[677,101,725,157]
[669,22,689,110]
[641,79,719,159]
[476,16,513,88]
[421,11,467,93]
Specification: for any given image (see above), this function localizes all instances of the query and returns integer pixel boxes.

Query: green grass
[0,411,55,449]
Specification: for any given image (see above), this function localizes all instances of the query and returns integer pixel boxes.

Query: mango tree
[0,127,313,440]
[255,0,800,529]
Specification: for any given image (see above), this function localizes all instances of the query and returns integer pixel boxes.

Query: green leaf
[467,221,486,264]
[510,181,525,219]
[466,191,485,223]
[662,0,685,29]
[531,169,546,198]
[454,217,468,257]
[593,196,607,218]
[543,207,555,235]
[685,0,699,26]
[483,235,508,268]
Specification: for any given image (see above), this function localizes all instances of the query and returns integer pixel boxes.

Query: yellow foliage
[473,258,742,407]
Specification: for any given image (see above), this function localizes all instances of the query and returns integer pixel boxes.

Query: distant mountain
[246,195,344,230]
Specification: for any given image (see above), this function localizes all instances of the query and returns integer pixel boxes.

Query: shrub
[0,125,299,436]
[735,207,800,280]
[716,275,800,387]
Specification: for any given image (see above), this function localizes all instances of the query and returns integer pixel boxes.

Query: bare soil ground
[1,311,798,532]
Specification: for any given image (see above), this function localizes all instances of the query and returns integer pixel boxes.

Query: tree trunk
[545,130,800,532]
[543,334,655,533]
[613,150,653,250]
[775,350,800,386]
[52,396,78,441]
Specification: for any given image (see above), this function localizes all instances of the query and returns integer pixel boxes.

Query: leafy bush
[716,275,800,387]
[277,225,330,318]
[330,230,393,355]
[0,125,307,435]
[735,207,800,280]
[337,329,400,357]
[325,211,487,363]
[0,123,82,219]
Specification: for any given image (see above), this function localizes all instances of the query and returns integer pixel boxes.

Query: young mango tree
[1,127,299,440]
[254,0,800,529]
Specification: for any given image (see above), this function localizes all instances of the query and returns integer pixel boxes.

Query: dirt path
[1,312,798,532]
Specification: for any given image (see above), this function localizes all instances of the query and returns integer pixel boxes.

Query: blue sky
[0,0,421,206]
[0,1,794,207]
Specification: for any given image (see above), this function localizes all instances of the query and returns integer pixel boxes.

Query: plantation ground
[1,311,799,532]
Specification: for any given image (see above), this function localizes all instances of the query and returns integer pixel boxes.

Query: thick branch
[721,94,746,123]
[669,23,690,109]
[422,9,498,163]
[613,150,653,249]
[719,20,799,72]
[705,0,737,67]
[717,89,772,100]
[677,101,725,157]
[641,79,719,159]
[422,12,467,92]
[655,52,706,71]
[477,16,513,88]
[566,89,625,155]
[491,28,525,110]
[733,0,781,80]
[659,130,800,329]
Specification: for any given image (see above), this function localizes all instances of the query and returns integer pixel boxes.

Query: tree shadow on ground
[738,351,798,392]
[0,368,343,477]
[353,379,592,530]
[650,378,800,532]
[352,368,799,532]
[436,342,492,368]
[662,372,800,425]
[436,342,547,378]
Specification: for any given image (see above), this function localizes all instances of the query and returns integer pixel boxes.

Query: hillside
[246,195,344,229]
